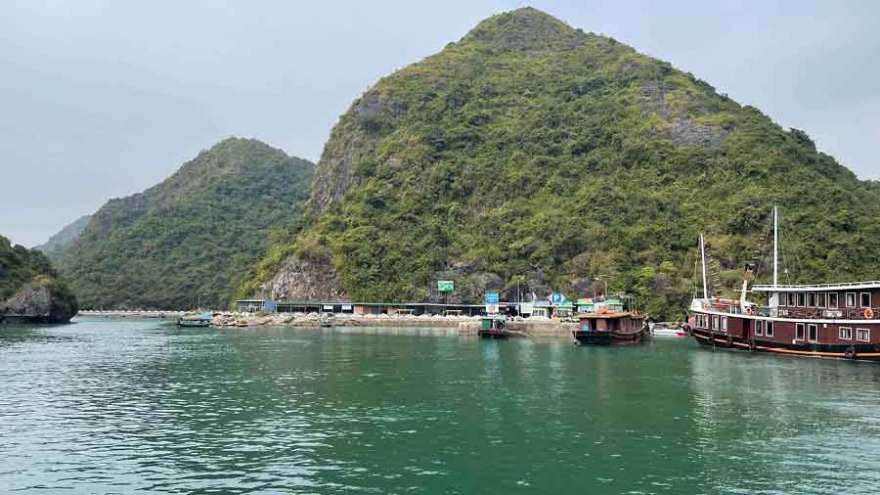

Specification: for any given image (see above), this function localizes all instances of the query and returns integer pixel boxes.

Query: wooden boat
[691,206,880,362]
[177,312,213,327]
[573,296,645,345]
[478,316,509,339]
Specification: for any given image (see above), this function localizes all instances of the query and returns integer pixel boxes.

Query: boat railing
[752,281,880,291]
[703,303,880,321]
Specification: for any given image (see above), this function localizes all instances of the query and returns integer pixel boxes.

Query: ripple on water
[2,322,880,494]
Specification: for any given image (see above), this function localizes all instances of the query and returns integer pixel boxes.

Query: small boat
[478,316,509,339]
[650,322,688,338]
[573,295,645,345]
[177,312,213,327]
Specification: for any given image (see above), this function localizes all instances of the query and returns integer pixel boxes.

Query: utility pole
[517,277,521,315]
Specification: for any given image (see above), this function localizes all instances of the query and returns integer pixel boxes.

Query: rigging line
[753,212,773,285]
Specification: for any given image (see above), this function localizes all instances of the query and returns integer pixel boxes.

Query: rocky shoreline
[76,311,575,337]
[209,312,477,329]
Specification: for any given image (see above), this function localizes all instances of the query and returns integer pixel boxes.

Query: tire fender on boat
[845,346,856,359]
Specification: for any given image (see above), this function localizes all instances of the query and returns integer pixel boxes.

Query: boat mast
[773,205,778,287]
[700,233,708,299]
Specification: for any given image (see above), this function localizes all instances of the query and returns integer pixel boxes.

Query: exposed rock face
[1,235,78,323]
[2,282,77,323]
[667,119,726,148]
[266,255,347,301]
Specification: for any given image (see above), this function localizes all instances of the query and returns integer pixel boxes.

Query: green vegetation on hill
[35,214,92,260]
[1,235,78,321]
[253,7,880,318]
[60,138,314,310]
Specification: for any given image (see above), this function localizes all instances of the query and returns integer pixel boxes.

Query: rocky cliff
[1,236,78,323]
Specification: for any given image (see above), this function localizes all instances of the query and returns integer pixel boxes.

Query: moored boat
[650,322,688,338]
[478,316,509,339]
[691,206,880,362]
[572,296,645,345]
[177,312,213,327]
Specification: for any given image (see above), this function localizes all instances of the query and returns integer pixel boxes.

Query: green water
[2,319,880,494]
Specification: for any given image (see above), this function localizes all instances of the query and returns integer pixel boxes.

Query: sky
[1,0,878,247]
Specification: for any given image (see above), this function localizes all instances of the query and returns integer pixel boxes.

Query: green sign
[438,281,454,292]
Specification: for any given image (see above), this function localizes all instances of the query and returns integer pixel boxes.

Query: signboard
[550,292,567,305]
[484,292,500,304]
[341,304,352,311]
[519,302,533,315]
[323,305,334,311]
[438,280,454,292]
[485,303,499,315]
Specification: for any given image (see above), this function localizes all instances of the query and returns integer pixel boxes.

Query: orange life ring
[702,302,710,311]
[744,306,753,315]
[865,308,875,319]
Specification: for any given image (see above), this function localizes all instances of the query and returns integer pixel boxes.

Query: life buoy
[744,306,753,315]
[702,302,710,311]
[864,308,874,319]
[845,346,856,359]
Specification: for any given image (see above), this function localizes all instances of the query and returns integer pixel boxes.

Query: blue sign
[484,292,499,304]
[550,292,567,305]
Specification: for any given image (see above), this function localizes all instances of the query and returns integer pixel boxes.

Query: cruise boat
[691,207,880,361]
[572,295,645,345]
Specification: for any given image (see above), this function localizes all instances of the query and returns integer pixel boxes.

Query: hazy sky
[2,0,878,247]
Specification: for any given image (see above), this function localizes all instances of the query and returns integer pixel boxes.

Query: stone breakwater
[211,312,474,329]
[210,312,576,337]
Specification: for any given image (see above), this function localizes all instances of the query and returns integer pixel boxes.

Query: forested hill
[250,7,880,317]
[59,138,314,310]
[35,214,92,260]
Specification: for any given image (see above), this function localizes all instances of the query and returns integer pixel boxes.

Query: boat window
[797,293,806,307]
[857,328,870,342]
[860,292,871,308]
[755,320,763,336]
[807,293,816,307]
[846,292,856,308]
[816,293,826,308]
[766,321,774,337]
[828,293,838,309]
[796,323,805,340]
[721,317,728,332]
[712,315,719,330]
[787,293,796,307]
[840,327,853,340]
[807,324,818,342]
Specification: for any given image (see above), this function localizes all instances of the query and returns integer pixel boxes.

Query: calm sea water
[2,318,880,494]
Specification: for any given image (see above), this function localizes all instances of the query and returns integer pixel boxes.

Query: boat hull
[178,319,211,327]
[691,327,880,362]
[572,329,644,346]
[478,329,510,339]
